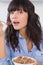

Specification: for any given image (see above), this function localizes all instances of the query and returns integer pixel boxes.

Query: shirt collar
[17,32,25,39]
[17,32,37,52]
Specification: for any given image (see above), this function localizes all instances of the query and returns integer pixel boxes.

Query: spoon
[0,21,11,25]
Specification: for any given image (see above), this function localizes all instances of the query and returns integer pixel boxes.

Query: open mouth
[13,22,19,24]
[13,22,20,26]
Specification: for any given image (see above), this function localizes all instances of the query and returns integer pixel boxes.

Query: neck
[19,27,27,39]
[19,28,33,52]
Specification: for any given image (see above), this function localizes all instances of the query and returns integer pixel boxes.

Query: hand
[0,23,6,59]
[0,23,4,42]
[34,61,42,65]
[0,23,4,35]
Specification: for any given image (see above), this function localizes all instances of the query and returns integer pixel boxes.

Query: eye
[18,9,23,14]
[10,11,14,14]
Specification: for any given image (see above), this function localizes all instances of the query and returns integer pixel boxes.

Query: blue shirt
[0,33,43,65]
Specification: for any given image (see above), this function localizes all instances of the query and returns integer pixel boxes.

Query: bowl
[12,56,36,65]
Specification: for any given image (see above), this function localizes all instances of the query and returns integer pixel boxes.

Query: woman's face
[10,8,28,30]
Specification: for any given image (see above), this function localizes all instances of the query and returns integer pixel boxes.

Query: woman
[0,0,43,65]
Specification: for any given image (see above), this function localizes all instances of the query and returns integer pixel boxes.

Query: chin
[14,28,20,30]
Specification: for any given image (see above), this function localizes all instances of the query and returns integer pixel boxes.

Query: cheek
[10,15,13,21]
[21,13,28,22]
[19,19,27,28]
[20,15,28,25]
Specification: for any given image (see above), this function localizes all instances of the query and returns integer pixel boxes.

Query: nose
[13,11,18,19]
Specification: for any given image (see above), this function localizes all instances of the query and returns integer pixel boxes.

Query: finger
[0,23,3,27]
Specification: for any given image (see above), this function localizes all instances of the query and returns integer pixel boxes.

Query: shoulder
[34,41,43,60]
